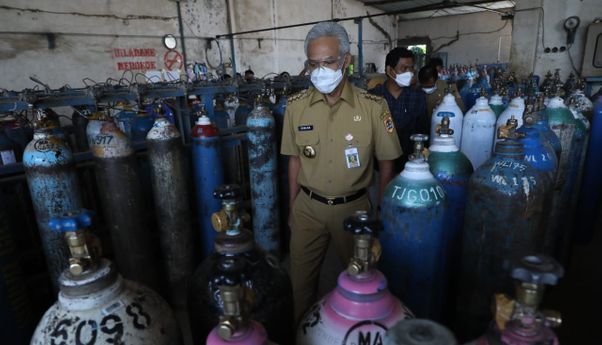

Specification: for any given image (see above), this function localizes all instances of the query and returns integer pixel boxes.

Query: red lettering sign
[112,47,158,71]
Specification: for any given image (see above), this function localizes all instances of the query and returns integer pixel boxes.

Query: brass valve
[344,210,382,276]
[435,116,454,136]
[211,185,249,232]
[497,117,522,139]
[49,210,97,276]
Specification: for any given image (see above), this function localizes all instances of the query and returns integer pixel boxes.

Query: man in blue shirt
[369,47,428,171]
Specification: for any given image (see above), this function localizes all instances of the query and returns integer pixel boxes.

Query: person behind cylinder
[244,69,255,82]
[369,47,427,171]
[418,64,465,130]
[280,21,402,325]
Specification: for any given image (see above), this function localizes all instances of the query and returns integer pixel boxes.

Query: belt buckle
[327,198,335,205]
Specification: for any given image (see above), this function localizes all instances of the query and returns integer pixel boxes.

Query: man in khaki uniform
[280,22,402,323]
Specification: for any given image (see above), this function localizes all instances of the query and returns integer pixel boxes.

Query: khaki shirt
[426,79,465,124]
[281,80,402,197]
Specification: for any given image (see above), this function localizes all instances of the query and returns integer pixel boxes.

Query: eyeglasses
[305,56,342,71]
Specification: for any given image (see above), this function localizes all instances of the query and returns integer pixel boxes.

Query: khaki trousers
[290,189,372,323]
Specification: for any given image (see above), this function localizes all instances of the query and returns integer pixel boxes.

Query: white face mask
[311,66,344,94]
[422,85,437,94]
[393,71,413,87]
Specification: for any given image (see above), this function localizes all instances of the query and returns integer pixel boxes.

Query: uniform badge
[298,124,314,131]
[384,116,395,133]
[353,115,361,122]
[303,145,316,158]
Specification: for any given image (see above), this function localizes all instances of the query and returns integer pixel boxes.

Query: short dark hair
[244,69,254,75]
[428,57,444,69]
[385,47,414,69]
[418,65,438,84]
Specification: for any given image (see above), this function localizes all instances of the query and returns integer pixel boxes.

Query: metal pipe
[176,1,188,69]
[225,0,237,75]
[356,18,364,77]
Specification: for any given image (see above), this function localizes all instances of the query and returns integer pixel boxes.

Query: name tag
[345,147,360,169]
[298,125,313,131]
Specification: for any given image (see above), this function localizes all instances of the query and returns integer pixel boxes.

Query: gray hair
[304,21,350,57]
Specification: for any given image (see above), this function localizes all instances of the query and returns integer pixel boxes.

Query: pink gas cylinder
[466,254,563,345]
[296,211,413,345]
[205,257,276,345]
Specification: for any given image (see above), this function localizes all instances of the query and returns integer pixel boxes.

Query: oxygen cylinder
[460,96,497,170]
[544,96,586,259]
[456,138,550,340]
[0,197,34,345]
[90,121,160,289]
[247,97,280,255]
[530,105,562,160]
[495,97,525,143]
[188,184,293,345]
[489,94,505,118]
[428,117,473,313]
[384,319,457,345]
[467,255,563,345]
[297,211,412,345]
[31,210,181,345]
[132,110,154,142]
[86,110,107,148]
[146,117,195,307]
[205,257,275,345]
[224,94,240,127]
[381,134,448,320]
[516,116,558,182]
[23,125,83,289]
[192,115,224,259]
[575,96,602,242]
[430,94,464,146]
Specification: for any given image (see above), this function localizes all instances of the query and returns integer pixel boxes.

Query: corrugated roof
[358,0,515,20]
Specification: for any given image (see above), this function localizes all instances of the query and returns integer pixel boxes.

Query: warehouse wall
[397,10,513,65]
[510,0,600,79]
[0,0,396,90]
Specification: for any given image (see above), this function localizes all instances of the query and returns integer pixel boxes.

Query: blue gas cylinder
[575,95,602,243]
[516,124,558,182]
[192,115,224,259]
[23,129,83,290]
[247,99,280,255]
[456,138,550,340]
[381,134,448,321]
[531,111,562,160]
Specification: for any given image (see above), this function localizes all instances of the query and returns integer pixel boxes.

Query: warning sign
[112,47,158,71]
[164,50,183,71]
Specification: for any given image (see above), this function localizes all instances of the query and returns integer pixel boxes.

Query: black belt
[301,186,366,206]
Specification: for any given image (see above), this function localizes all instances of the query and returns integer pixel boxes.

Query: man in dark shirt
[369,47,428,172]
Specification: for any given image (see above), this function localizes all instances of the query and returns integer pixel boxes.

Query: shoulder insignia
[287,89,310,104]
[358,90,384,103]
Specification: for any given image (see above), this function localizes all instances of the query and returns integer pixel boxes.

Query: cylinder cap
[214,184,241,200]
[49,210,92,232]
[196,115,212,126]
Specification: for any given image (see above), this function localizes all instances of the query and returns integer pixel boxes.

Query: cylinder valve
[409,134,429,161]
[211,184,250,233]
[344,210,382,276]
[48,210,97,276]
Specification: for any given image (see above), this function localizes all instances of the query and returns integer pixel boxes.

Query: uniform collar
[309,79,355,107]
